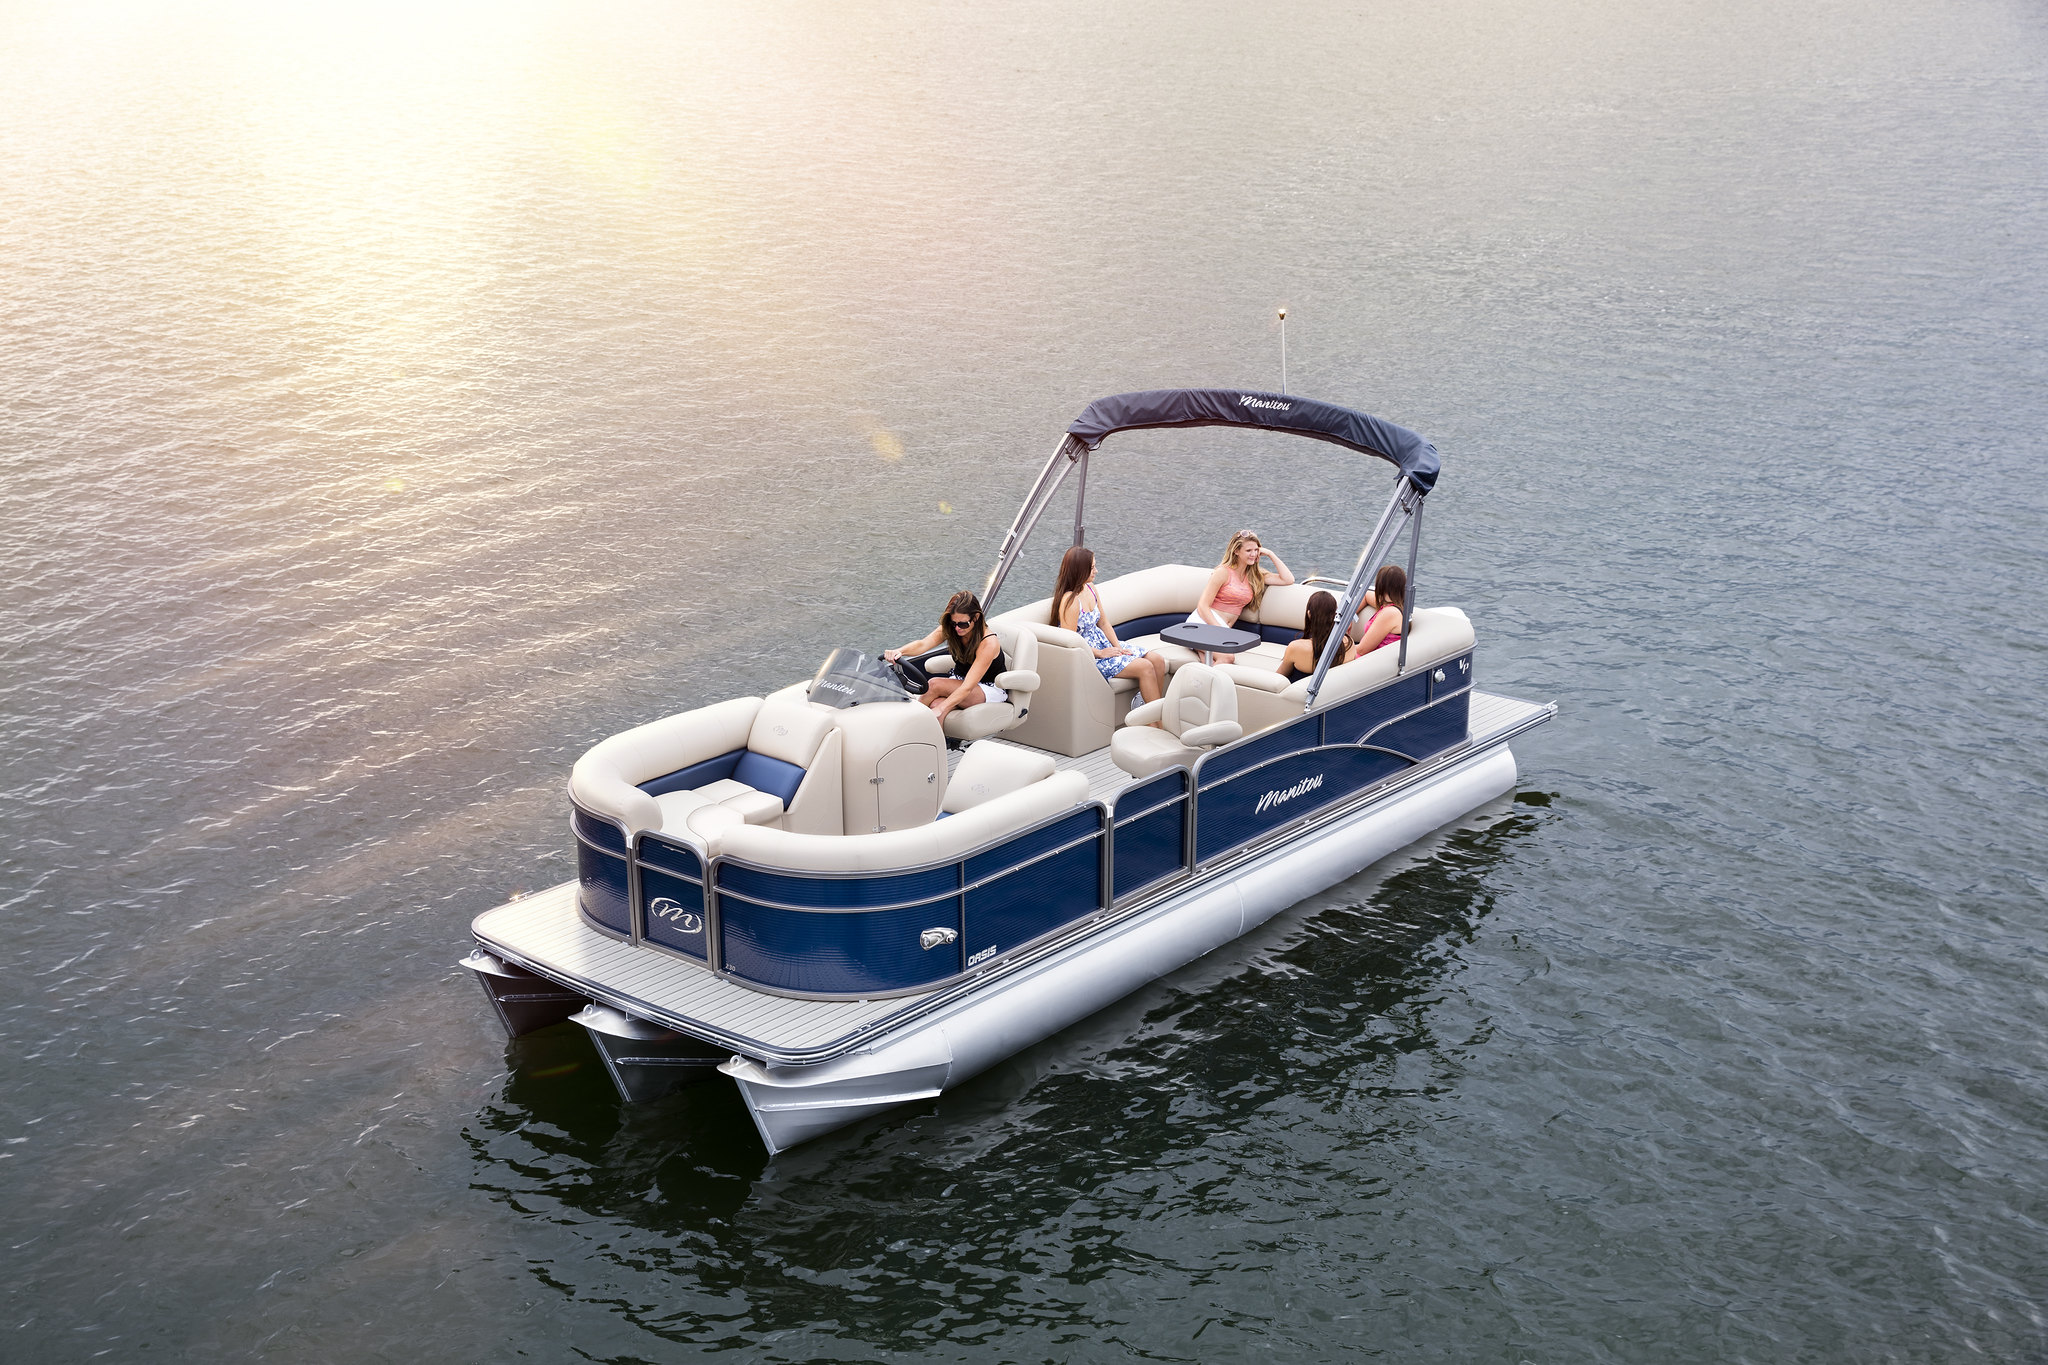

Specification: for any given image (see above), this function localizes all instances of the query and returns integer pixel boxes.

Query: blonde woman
[1189,529,1294,664]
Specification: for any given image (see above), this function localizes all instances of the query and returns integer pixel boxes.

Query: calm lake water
[4,0,2046,1358]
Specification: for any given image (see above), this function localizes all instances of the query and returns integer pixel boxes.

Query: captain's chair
[1110,662,1242,778]
[922,623,1042,743]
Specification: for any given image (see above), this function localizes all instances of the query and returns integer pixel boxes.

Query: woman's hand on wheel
[883,648,901,662]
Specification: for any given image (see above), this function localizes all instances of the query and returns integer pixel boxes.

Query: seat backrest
[989,563,1209,641]
[985,563,1207,757]
[941,740,1057,814]
[718,769,1091,871]
[1161,662,1237,740]
[1092,563,1211,639]
[1232,606,1476,736]
[1238,583,1313,645]
[1285,606,1475,710]
[993,621,1039,708]
[570,697,766,834]
[735,697,838,805]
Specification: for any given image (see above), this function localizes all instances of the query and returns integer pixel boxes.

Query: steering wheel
[885,655,928,695]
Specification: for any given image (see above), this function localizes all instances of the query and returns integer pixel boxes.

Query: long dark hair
[1303,590,1337,665]
[941,590,988,672]
[1050,546,1095,627]
[1372,564,1408,620]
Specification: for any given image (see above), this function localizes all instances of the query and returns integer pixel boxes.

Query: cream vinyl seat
[990,564,1213,757]
[1110,663,1242,779]
[919,623,1042,743]
[940,740,1057,814]
[1221,606,1478,738]
[569,696,846,844]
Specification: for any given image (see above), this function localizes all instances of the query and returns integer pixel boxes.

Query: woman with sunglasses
[1190,529,1295,665]
[883,590,1009,726]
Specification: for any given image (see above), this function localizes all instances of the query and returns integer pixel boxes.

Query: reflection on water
[462,803,1546,1346]
[6,0,2047,1355]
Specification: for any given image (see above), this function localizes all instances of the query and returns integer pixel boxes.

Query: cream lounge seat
[918,624,1042,743]
[1222,606,1478,738]
[1109,663,1242,779]
[717,767,1090,873]
[569,696,845,844]
[940,739,1057,813]
[990,564,1213,757]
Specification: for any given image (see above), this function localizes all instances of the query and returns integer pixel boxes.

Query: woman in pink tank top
[1191,529,1294,665]
[1346,563,1408,659]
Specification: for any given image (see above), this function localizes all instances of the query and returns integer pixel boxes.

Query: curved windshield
[808,647,913,709]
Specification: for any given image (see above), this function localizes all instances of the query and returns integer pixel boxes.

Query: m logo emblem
[648,898,703,934]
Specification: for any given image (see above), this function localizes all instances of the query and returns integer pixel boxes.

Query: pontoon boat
[462,389,1554,1153]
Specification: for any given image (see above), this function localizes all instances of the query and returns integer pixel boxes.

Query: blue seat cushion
[1116,611,1185,640]
[733,750,805,808]
[638,749,743,797]
[1259,623,1302,645]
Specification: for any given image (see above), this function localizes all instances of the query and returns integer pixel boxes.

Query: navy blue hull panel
[1368,690,1470,762]
[1196,746,1410,862]
[1324,672,1429,745]
[723,860,957,911]
[640,866,709,960]
[1115,768,1185,821]
[1199,714,1320,784]
[719,897,963,994]
[574,809,626,856]
[1113,802,1185,899]
[577,843,633,936]
[966,808,1099,883]
[636,834,702,879]
[964,841,1101,964]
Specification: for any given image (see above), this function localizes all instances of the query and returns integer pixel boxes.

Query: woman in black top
[1276,591,1339,684]
[883,590,1008,725]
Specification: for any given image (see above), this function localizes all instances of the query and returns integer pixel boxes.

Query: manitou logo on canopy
[1239,395,1291,412]
[1255,773,1324,814]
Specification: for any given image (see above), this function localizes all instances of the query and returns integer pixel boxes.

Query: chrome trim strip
[714,802,1108,885]
[713,828,1103,915]
[1111,789,1190,826]
[1352,679,1472,747]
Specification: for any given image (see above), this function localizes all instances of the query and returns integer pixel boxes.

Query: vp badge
[919,927,958,951]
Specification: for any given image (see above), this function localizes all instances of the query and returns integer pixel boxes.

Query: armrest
[993,669,1039,691]
[1027,623,1089,650]
[1217,664,1288,694]
[921,654,955,675]
[1125,698,1165,727]
[1180,721,1242,748]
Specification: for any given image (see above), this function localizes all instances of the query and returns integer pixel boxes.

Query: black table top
[1158,620,1262,654]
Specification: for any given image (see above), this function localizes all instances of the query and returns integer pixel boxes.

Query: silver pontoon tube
[982,434,1084,612]
[1302,476,1423,706]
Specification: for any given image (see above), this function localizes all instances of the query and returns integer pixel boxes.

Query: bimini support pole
[1071,446,1090,549]
[1303,476,1423,707]
[982,435,1084,613]
[1397,494,1422,673]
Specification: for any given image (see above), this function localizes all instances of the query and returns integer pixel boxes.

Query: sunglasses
[950,617,976,629]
